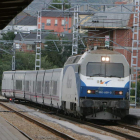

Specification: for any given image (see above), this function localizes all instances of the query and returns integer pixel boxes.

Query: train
[1,47,130,120]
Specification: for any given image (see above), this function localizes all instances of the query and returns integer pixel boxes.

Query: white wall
[14,25,37,33]
[2,25,37,33]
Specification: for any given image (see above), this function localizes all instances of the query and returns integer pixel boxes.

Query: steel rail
[85,122,140,140]
[0,103,75,140]
[6,121,33,140]
[117,122,140,133]
[5,101,140,140]
[56,113,140,140]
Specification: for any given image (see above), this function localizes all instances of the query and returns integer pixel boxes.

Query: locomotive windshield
[87,62,124,78]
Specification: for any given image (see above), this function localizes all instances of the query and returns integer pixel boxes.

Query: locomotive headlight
[102,57,106,61]
[115,91,123,95]
[87,90,91,94]
[119,91,123,95]
[87,90,95,94]
[106,57,110,61]
[101,56,110,62]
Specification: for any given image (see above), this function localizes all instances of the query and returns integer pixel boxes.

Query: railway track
[85,121,140,140]
[117,122,140,133]
[2,101,140,140]
[0,102,75,140]
[57,113,140,140]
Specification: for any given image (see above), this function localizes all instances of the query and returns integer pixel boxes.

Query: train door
[36,70,45,104]
[2,72,15,98]
[1,73,6,97]
[51,69,62,108]
[14,71,26,99]
[43,69,54,106]
[30,71,38,103]
[25,71,31,101]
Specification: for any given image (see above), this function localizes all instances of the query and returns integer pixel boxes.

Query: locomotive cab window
[87,62,124,78]
[106,63,124,78]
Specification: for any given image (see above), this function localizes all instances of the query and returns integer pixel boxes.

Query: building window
[46,19,51,26]
[27,44,32,50]
[61,19,65,26]
[55,19,58,26]
[42,23,45,29]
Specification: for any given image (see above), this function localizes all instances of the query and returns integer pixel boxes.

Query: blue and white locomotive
[2,47,130,120]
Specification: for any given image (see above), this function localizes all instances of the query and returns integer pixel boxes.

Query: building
[14,15,37,33]
[41,11,72,33]
[14,32,72,52]
[80,2,139,68]
[1,12,37,34]
[14,33,48,52]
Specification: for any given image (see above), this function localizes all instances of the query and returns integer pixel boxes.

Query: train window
[65,56,78,65]
[73,56,81,63]
[16,80,22,90]
[45,81,49,94]
[25,81,29,92]
[87,62,105,77]
[52,81,57,95]
[87,62,124,78]
[37,81,41,93]
[33,81,35,92]
[106,63,124,78]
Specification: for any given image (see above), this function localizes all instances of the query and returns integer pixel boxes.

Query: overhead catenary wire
[1,1,139,53]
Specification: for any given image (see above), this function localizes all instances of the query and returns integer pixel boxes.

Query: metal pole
[72,5,79,55]
[12,43,15,71]
[35,11,42,70]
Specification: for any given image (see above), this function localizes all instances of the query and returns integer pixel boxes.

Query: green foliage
[50,0,71,9]
[43,34,72,67]
[0,50,62,91]
[15,52,59,70]
[0,54,12,91]
[130,81,140,103]
[15,52,35,70]
[2,32,15,40]
[42,33,86,67]
[137,81,140,98]
[41,57,58,69]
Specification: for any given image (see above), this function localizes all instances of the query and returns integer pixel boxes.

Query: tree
[43,34,73,67]
[50,0,71,9]
[0,54,12,91]
[2,32,15,40]
[15,52,35,70]
[43,34,62,67]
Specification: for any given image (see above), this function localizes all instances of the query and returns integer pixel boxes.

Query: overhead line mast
[129,0,139,107]
[35,11,42,70]
[72,5,79,55]
[10,1,140,106]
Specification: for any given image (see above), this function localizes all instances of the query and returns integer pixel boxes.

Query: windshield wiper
[90,73,104,77]
[106,75,121,78]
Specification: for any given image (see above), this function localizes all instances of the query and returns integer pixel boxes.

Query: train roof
[89,49,121,55]
[64,49,121,66]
